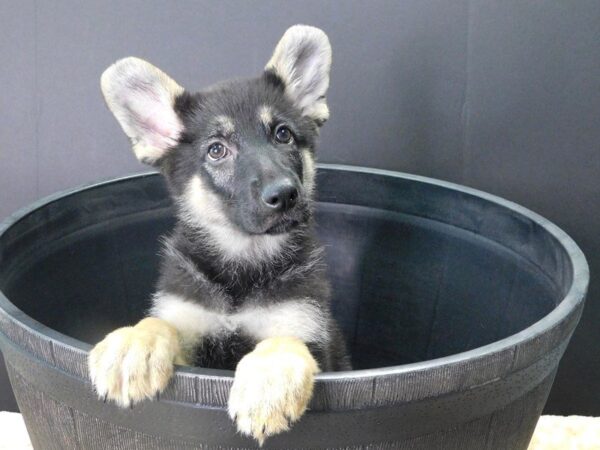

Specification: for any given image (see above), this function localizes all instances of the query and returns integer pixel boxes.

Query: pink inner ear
[128,94,183,150]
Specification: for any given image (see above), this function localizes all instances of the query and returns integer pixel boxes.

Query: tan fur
[258,105,273,129]
[151,292,329,346]
[215,115,235,135]
[301,149,316,196]
[228,336,319,445]
[88,317,186,407]
[178,175,288,262]
[528,415,600,449]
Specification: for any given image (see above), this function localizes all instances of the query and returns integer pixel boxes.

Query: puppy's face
[171,76,318,235]
[101,26,331,240]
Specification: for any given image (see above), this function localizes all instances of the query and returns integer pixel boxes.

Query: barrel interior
[0,172,571,370]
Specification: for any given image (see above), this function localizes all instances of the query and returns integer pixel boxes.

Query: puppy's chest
[197,301,324,343]
[190,303,325,370]
[194,333,255,370]
[198,307,264,338]
[153,293,326,344]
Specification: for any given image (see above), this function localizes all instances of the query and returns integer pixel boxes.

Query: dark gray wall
[1,1,598,415]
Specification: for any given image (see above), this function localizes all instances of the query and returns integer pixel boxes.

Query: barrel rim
[0,164,589,384]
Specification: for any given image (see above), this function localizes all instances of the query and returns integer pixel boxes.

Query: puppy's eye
[207,142,228,160]
[274,125,293,144]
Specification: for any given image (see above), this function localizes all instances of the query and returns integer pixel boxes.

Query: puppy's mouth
[264,218,300,235]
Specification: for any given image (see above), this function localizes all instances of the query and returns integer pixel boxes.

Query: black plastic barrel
[0,165,588,449]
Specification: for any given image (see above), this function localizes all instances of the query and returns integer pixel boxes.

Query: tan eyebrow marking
[214,115,235,135]
[258,105,273,129]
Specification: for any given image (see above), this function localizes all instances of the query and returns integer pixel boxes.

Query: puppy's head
[101,26,330,253]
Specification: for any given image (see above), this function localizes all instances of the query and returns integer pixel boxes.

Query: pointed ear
[265,25,332,125]
[101,57,184,165]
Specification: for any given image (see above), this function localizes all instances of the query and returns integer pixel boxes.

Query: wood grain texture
[196,375,231,407]
[52,341,89,380]
[6,364,79,450]
[160,372,197,403]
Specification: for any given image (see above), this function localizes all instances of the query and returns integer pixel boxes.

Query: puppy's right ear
[101,57,184,165]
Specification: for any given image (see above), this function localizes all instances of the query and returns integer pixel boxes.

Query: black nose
[261,181,298,212]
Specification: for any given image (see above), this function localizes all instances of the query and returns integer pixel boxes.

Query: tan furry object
[528,415,600,449]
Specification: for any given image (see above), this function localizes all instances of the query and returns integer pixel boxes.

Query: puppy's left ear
[265,25,332,125]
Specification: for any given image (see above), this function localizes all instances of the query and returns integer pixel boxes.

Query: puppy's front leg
[228,336,319,445]
[88,317,187,407]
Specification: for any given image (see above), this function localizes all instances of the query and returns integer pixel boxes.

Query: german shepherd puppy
[88,25,350,444]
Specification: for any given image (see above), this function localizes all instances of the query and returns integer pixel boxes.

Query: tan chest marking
[150,292,328,346]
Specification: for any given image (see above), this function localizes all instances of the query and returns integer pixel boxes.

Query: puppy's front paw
[88,317,184,407]
[228,336,319,445]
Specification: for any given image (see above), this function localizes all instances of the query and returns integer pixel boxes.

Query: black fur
[152,73,350,372]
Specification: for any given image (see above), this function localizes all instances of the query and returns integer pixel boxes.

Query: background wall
[1,0,598,415]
